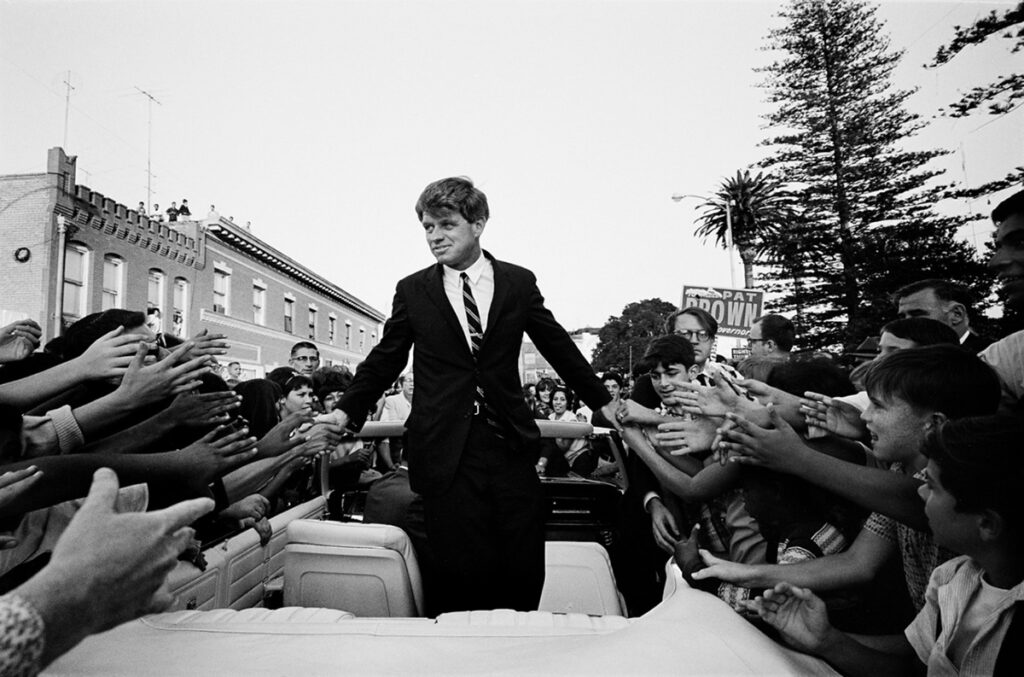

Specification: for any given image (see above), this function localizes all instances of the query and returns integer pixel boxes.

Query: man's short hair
[638,335,696,375]
[992,189,1024,224]
[664,307,718,338]
[228,361,240,368]
[880,318,959,347]
[398,372,412,385]
[415,177,490,224]
[753,314,796,351]
[893,279,972,309]
[922,415,1024,532]
[600,372,624,388]
[290,341,319,358]
[863,345,1000,419]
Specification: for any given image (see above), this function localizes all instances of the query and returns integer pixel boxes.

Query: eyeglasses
[675,329,711,342]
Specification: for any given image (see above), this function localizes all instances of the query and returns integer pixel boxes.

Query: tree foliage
[694,170,794,289]
[590,298,677,375]
[927,2,1024,117]
[754,0,991,351]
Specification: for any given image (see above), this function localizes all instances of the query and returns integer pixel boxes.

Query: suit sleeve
[523,272,611,412]
[335,282,414,431]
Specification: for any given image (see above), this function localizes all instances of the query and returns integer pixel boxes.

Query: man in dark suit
[329,177,617,614]
[894,279,991,352]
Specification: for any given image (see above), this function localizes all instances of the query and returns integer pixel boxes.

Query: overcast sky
[2,0,1020,331]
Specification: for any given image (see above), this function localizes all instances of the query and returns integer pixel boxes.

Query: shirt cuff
[643,492,661,512]
[47,405,85,454]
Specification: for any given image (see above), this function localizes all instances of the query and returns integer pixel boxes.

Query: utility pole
[134,86,161,212]
[62,71,75,150]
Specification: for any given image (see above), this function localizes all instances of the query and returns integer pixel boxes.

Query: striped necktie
[461,272,504,436]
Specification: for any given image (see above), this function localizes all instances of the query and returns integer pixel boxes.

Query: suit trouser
[422,417,547,615]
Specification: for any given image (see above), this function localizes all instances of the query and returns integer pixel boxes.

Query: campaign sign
[681,285,764,338]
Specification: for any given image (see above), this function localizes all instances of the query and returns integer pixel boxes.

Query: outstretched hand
[72,326,149,380]
[116,341,213,406]
[256,410,314,459]
[179,424,260,483]
[674,379,740,418]
[742,582,834,655]
[800,392,867,441]
[648,498,680,553]
[654,416,718,456]
[716,405,810,473]
[0,319,42,363]
[161,391,242,428]
[18,468,214,665]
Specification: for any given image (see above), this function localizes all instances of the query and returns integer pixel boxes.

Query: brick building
[0,148,385,377]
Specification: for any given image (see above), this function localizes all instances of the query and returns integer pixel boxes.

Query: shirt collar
[443,252,489,285]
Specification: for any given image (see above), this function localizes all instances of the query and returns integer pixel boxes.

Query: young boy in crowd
[746,415,1024,675]
[696,346,1002,614]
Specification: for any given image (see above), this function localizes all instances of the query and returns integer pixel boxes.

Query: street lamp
[672,193,736,287]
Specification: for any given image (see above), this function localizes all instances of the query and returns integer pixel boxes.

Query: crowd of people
[0,187,1021,675]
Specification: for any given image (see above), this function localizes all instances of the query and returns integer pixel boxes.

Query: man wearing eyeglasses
[737,314,794,382]
[288,341,320,377]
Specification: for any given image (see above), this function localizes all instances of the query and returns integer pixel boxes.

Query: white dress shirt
[442,254,494,351]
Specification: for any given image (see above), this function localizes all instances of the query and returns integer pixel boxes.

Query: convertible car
[44,423,835,676]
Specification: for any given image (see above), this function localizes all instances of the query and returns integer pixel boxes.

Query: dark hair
[921,416,1024,532]
[234,379,284,438]
[753,314,796,352]
[766,358,853,398]
[638,335,696,375]
[665,307,718,338]
[267,366,299,391]
[893,279,972,309]
[863,345,1000,419]
[992,189,1024,224]
[290,341,318,358]
[228,361,240,368]
[282,373,312,395]
[146,307,161,317]
[55,310,147,362]
[312,365,353,402]
[415,177,489,224]
[880,317,959,347]
[600,372,624,388]
[536,377,557,393]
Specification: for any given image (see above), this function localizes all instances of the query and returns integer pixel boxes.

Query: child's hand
[742,582,833,654]
[800,392,867,440]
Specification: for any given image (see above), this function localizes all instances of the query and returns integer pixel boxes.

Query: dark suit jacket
[962,330,992,354]
[337,252,611,496]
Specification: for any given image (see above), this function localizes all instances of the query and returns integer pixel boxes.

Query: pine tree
[756,0,990,350]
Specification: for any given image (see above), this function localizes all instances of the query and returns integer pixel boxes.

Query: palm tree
[694,170,791,290]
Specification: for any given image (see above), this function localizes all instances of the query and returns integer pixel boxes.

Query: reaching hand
[742,582,833,654]
[183,329,229,359]
[691,549,757,585]
[72,327,149,380]
[115,341,213,406]
[674,379,740,418]
[717,406,810,473]
[0,319,42,363]
[616,399,666,427]
[654,416,718,455]
[648,498,680,553]
[36,468,215,633]
[256,410,314,458]
[800,392,867,440]
[0,465,44,512]
[737,378,804,428]
[221,493,270,528]
[179,425,260,483]
[161,391,241,428]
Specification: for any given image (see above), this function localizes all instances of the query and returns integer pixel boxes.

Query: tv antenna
[134,86,161,212]
[62,71,76,149]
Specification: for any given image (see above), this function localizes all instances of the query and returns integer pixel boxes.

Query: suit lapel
[481,251,507,352]
[423,264,474,358]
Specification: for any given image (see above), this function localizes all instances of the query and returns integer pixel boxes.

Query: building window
[308,306,317,340]
[63,243,89,323]
[101,254,123,311]
[284,298,294,333]
[371,332,377,346]
[359,327,366,350]
[212,269,230,314]
[328,316,336,345]
[252,285,266,325]
[147,269,165,329]
[345,321,352,348]
[172,278,189,338]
